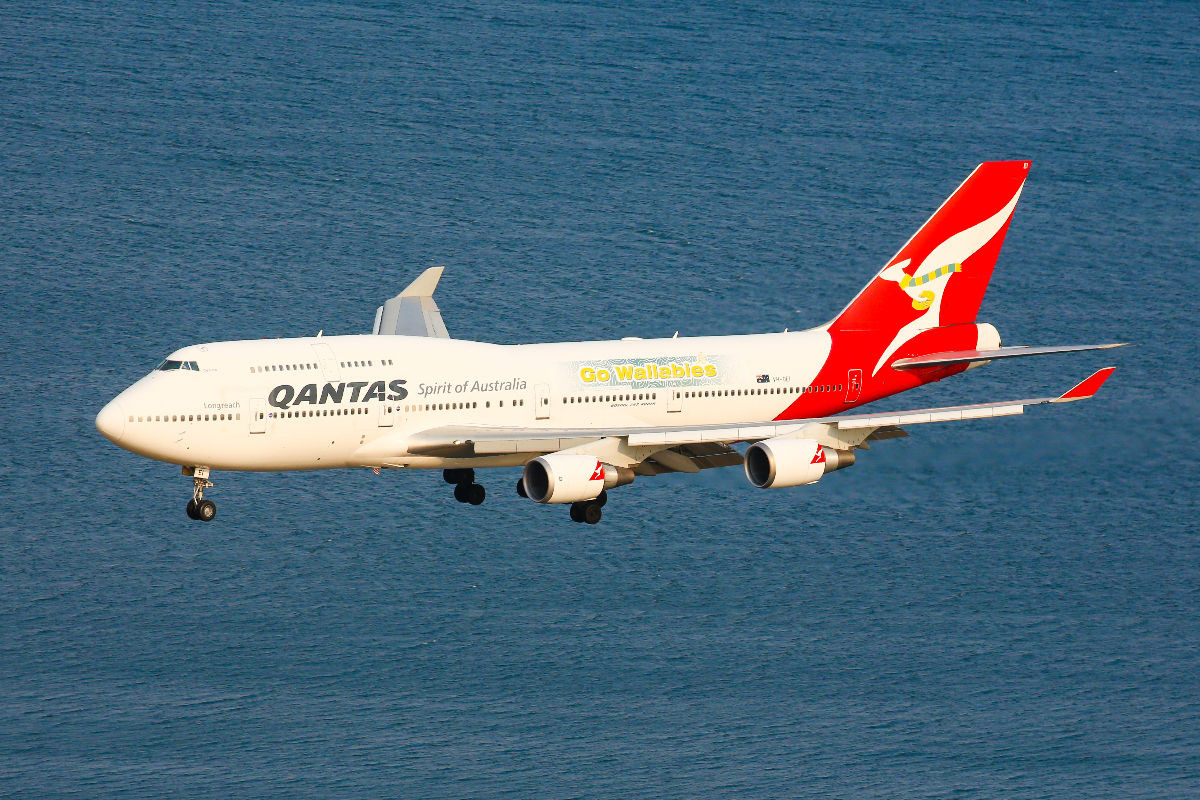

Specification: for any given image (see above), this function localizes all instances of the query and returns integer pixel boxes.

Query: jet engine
[522,453,635,504]
[744,437,856,489]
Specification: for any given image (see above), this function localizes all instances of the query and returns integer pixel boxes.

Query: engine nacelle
[744,437,856,489]
[522,454,634,504]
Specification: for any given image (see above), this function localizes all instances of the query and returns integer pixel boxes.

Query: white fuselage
[94,326,882,473]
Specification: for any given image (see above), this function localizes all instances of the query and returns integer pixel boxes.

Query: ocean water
[2,1,1198,797]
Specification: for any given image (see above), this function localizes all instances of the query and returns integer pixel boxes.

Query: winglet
[373,267,451,338]
[399,266,444,298]
[1056,367,1116,402]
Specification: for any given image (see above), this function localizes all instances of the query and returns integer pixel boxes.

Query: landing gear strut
[445,468,485,506]
[569,490,607,524]
[184,466,216,522]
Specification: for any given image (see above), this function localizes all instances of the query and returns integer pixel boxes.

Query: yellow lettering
[597,369,610,382]
[672,364,686,378]
[691,365,703,378]
[580,367,596,383]
[615,365,633,381]
[634,368,646,380]
[704,364,717,377]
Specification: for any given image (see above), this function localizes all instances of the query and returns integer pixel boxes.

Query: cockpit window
[155,359,200,371]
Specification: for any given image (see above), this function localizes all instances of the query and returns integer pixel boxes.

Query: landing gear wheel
[516,478,528,498]
[195,499,217,522]
[569,501,603,524]
[466,483,485,505]
[186,468,215,521]
[453,482,470,503]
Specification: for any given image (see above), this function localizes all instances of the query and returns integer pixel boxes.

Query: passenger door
[845,369,862,403]
[249,398,270,434]
[311,342,341,381]
[378,401,395,427]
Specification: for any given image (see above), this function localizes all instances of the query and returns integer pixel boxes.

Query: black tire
[453,482,470,503]
[596,490,608,508]
[196,499,217,522]
[516,478,528,498]
[185,499,199,520]
[582,502,602,525]
[569,502,585,523]
[466,483,486,505]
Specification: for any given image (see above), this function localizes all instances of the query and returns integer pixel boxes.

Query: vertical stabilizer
[832,161,1030,334]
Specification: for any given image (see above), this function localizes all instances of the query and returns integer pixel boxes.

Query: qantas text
[268,379,408,410]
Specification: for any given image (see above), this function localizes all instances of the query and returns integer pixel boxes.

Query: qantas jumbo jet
[97,161,1123,524]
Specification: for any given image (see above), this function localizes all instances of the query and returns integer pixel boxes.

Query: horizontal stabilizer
[891,342,1127,370]
[373,266,451,338]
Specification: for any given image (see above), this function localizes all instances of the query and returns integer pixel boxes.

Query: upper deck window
[155,359,199,371]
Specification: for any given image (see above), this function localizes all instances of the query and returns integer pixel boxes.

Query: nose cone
[96,399,126,443]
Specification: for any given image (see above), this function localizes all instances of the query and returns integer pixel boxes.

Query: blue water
[3,1,1198,797]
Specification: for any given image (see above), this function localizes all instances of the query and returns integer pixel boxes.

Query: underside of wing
[635,442,744,475]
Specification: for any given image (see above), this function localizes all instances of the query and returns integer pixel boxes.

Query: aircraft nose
[96,399,126,443]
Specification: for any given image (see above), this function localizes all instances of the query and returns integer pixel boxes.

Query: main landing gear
[444,468,485,506]
[569,490,607,525]
[515,478,608,524]
[184,466,216,522]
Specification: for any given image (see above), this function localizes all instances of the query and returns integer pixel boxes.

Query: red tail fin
[832,161,1030,333]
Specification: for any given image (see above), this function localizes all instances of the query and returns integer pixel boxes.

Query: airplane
[96,161,1125,524]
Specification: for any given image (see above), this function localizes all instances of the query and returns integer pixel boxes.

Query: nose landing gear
[184,466,216,521]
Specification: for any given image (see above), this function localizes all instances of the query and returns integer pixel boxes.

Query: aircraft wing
[373,266,451,338]
[382,368,1116,468]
